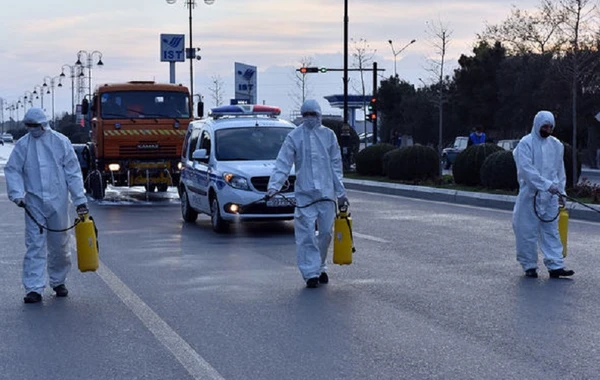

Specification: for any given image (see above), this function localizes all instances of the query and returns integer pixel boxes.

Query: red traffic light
[298,67,319,74]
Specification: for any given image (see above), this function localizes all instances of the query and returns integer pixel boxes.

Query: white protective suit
[5,108,87,295]
[512,110,566,271]
[268,100,346,280]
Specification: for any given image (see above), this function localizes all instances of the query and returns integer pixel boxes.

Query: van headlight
[223,173,249,190]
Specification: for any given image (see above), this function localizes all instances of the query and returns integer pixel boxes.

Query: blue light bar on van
[210,105,281,118]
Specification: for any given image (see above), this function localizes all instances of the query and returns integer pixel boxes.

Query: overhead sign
[160,34,185,62]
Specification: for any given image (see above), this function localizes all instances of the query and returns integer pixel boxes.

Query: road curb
[343,178,600,223]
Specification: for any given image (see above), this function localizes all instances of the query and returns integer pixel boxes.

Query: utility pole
[372,62,377,144]
[343,0,348,124]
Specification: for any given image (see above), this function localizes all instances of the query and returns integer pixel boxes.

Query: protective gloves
[265,189,278,200]
[558,195,566,208]
[76,203,90,216]
[337,195,349,207]
[14,198,25,208]
[548,184,561,195]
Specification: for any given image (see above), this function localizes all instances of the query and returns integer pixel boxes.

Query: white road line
[353,232,390,243]
[97,264,225,380]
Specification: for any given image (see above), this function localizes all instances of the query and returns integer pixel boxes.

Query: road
[1,177,600,380]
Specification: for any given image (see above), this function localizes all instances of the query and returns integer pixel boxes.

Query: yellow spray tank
[333,205,355,265]
[75,213,99,272]
[558,206,569,258]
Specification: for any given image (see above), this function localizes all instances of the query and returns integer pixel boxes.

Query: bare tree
[555,0,599,186]
[289,56,314,114]
[479,2,568,55]
[208,75,225,107]
[350,38,376,143]
[426,20,453,176]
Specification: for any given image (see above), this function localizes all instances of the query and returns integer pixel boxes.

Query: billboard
[234,62,257,104]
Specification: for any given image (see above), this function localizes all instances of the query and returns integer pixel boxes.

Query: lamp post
[75,50,104,104]
[43,75,63,126]
[166,0,215,102]
[388,39,416,77]
[23,91,34,113]
[32,85,44,109]
[60,64,78,119]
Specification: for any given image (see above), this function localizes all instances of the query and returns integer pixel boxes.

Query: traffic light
[367,97,377,123]
[297,67,328,74]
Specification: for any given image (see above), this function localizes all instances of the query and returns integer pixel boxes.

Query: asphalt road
[1,179,600,380]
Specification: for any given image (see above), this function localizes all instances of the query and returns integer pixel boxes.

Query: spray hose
[534,190,600,223]
[23,206,82,234]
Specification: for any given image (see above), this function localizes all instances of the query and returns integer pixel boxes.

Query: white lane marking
[97,264,225,380]
[353,232,390,243]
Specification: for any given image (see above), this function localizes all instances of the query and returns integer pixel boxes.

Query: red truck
[81,81,195,199]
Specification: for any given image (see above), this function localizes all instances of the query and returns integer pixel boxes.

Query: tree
[289,56,314,112]
[426,20,453,175]
[350,37,376,127]
[208,75,225,107]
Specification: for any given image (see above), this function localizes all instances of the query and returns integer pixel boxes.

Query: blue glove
[265,189,278,200]
[14,198,25,208]
[337,195,349,207]
[548,184,561,195]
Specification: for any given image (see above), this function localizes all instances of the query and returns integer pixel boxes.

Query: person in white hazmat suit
[5,108,89,303]
[512,110,574,279]
[267,100,348,288]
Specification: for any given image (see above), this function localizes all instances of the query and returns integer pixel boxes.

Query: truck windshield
[215,127,293,161]
[100,91,190,119]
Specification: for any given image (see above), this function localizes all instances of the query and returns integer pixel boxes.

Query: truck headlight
[108,163,121,171]
[223,173,249,190]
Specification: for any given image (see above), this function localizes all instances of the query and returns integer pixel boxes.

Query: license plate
[267,197,295,207]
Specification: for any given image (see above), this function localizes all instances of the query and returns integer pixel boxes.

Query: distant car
[441,136,468,169]
[179,104,297,233]
[1,133,14,143]
[497,139,520,151]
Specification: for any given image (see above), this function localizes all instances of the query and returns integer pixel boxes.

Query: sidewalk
[344,178,600,223]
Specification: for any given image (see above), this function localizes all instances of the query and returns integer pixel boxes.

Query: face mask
[540,130,552,138]
[303,116,320,129]
[28,126,45,138]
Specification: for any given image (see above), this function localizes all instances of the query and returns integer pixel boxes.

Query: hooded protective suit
[512,110,566,271]
[5,108,87,295]
[268,100,346,281]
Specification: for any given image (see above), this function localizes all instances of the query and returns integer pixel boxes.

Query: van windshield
[100,91,190,119]
[215,127,292,161]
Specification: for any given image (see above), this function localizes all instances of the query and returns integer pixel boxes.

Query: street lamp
[60,64,78,119]
[388,39,416,77]
[43,75,63,126]
[166,0,216,102]
[32,85,45,109]
[75,50,104,105]
[23,91,34,113]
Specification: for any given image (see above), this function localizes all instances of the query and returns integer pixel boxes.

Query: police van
[179,105,297,232]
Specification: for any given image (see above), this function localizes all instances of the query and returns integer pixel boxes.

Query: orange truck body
[86,81,192,197]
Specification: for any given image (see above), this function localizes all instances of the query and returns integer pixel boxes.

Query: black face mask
[540,130,551,138]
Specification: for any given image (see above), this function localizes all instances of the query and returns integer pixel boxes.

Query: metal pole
[343,0,348,124]
[71,72,75,120]
[188,0,194,101]
[372,62,377,144]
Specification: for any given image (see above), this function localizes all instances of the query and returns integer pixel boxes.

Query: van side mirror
[192,148,208,161]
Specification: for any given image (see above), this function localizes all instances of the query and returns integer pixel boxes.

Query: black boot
[549,268,575,278]
[24,292,42,304]
[53,284,69,297]
[319,272,329,284]
[306,277,319,288]
[524,269,538,278]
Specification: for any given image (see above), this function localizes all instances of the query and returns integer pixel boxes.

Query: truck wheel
[181,189,198,223]
[90,172,105,200]
[210,197,229,233]
[157,184,169,192]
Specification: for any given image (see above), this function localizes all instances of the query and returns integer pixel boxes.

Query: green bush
[385,145,439,181]
[355,143,396,176]
[453,143,503,186]
[563,142,582,189]
[480,150,518,190]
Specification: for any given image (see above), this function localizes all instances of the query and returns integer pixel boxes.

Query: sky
[0,0,540,123]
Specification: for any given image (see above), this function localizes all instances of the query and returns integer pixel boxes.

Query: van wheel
[211,197,228,233]
[181,189,198,223]
[157,184,169,192]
